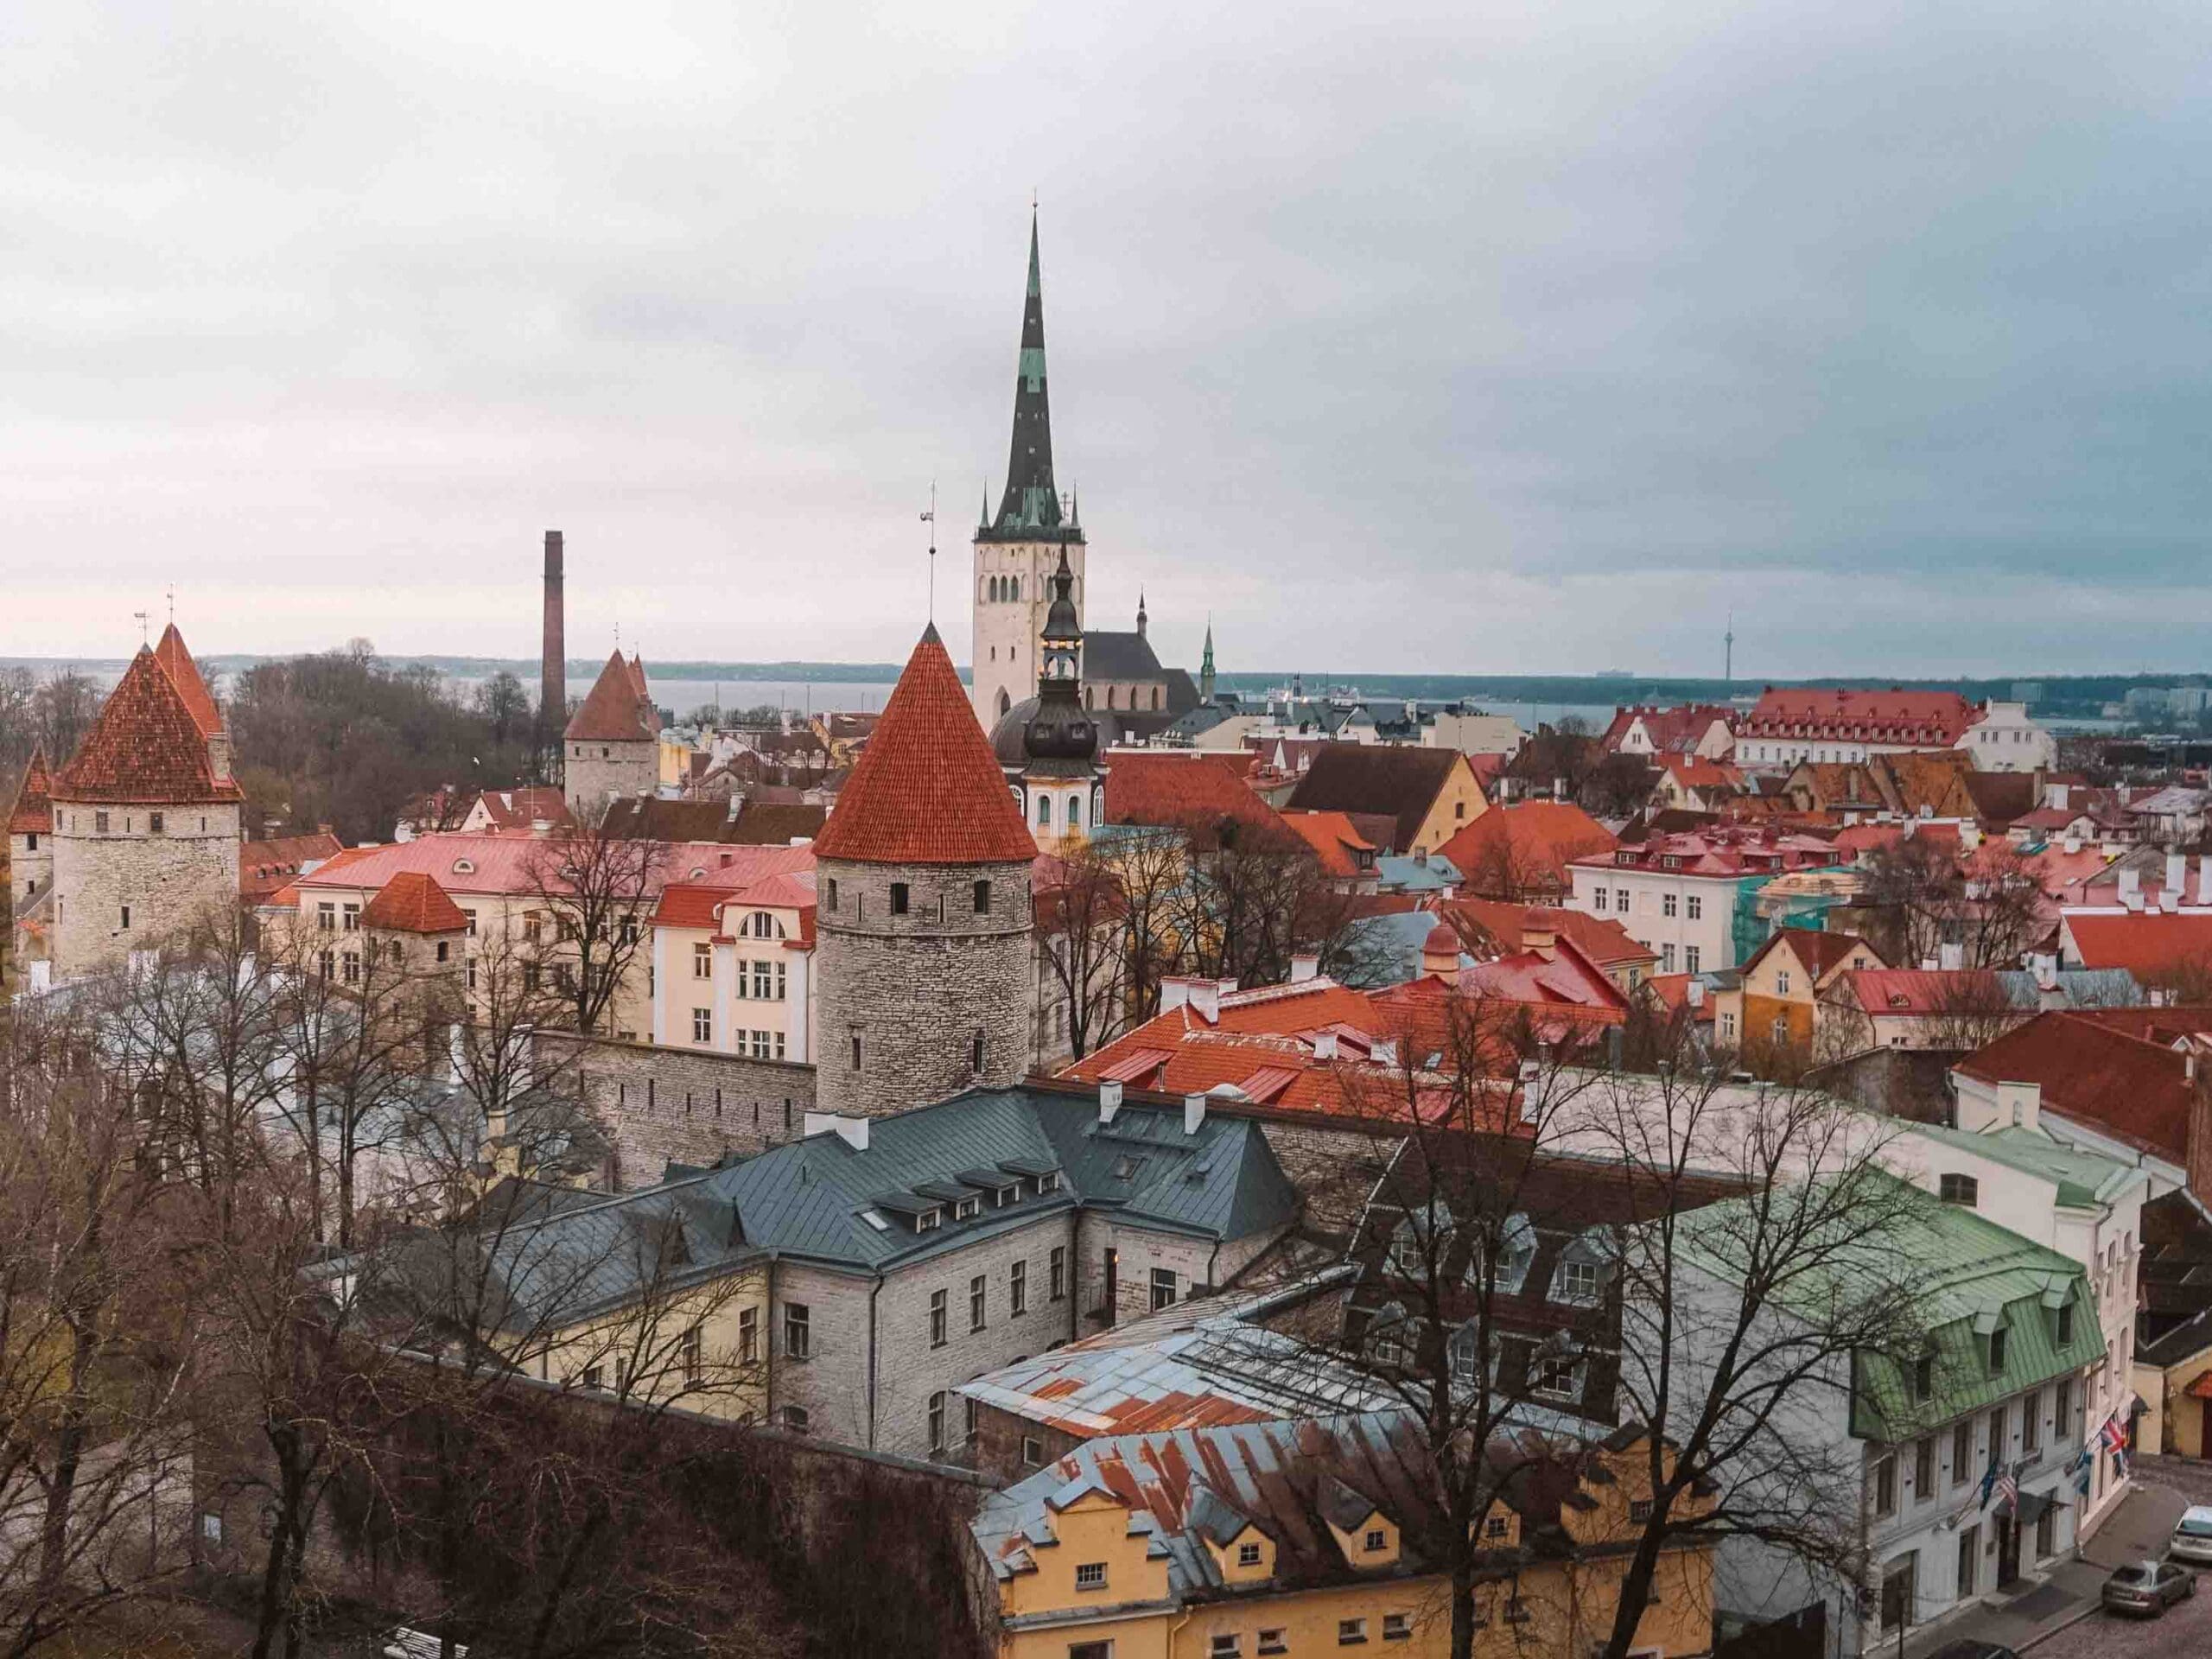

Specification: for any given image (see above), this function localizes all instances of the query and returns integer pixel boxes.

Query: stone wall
[537,1029,817,1190]
[48,803,240,977]
[563,739,656,823]
[813,855,1033,1119]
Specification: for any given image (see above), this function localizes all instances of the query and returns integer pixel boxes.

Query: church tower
[971,212,1085,728]
[1006,548,1103,845]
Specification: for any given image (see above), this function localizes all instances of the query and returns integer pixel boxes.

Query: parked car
[2172,1505,2212,1566]
[2102,1560,2195,1616]
[1923,1642,2019,1659]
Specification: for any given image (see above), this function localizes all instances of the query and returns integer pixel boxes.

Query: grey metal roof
[1083,630,1166,683]
[460,1086,1301,1326]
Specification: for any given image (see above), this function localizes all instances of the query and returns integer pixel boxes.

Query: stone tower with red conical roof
[562,649,661,821]
[813,623,1039,1118]
[48,626,243,977]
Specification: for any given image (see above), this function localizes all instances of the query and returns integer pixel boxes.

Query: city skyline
[7,2,2210,677]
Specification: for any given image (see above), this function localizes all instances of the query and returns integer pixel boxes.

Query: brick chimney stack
[541,530,565,746]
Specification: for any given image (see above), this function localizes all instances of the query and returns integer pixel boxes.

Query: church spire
[989,210,1067,537]
[1200,618,1216,702]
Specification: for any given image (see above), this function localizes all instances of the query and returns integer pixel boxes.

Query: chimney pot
[1289,953,1320,984]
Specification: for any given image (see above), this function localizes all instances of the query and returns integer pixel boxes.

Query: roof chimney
[1186,979,1224,1024]
[1938,941,1963,972]
[2169,851,2189,897]
[1522,909,1558,960]
[1160,977,1192,1016]
[1687,977,1705,1007]
[802,1111,870,1152]
[1289,952,1320,984]
[1098,1079,1124,1125]
[1313,1031,1339,1061]
[1183,1092,1206,1135]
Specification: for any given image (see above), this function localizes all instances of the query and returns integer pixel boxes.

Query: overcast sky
[6,1,2210,679]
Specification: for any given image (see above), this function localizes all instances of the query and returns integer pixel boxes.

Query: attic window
[451,858,474,875]
[860,1210,890,1232]
[2056,1300,2075,1345]
[1238,1541,1262,1567]
[954,1196,979,1221]
[1110,1155,1144,1181]
[1363,1528,1387,1552]
[1039,1171,1061,1192]
[917,1209,942,1232]
[1938,1173,1979,1208]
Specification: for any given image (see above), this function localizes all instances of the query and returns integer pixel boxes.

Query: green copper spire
[1200,618,1217,702]
[985,210,1079,542]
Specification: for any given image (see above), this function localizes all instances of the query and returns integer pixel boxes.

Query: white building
[1566,830,1843,974]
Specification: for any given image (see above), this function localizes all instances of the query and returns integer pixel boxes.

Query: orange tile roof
[51,646,243,805]
[1956,1007,2212,1160]
[239,831,345,901]
[810,625,1036,866]
[1741,687,1977,745]
[7,746,53,836]
[1436,802,1616,896]
[1278,809,1375,876]
[564,650,660,743]
[359,871,470,933]
[468,787,575,830]
[153,623,223,737]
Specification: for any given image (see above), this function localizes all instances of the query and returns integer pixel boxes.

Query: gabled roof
[6,747,52,836]
[1286,745,1469,854]
[1103,752,1282,839]
[1740,688,1979,746]
[51,647,243,805]
[1439,899,1654,970]
[1954,1007,2212,1162]
[811,626,1036,866]
[153,622,223,737]
[1745,928,1883,984]
[2063,912,2212,981]
[467,786,575,831]
[359,871,470,934]
[1436,802,1615,897]
[563,650,660,743]
[239,831,345,902]
[1279,810,1376,877]
[1084,630,1166,683]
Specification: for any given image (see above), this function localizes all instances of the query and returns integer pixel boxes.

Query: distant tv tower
[1725,611,1735,684]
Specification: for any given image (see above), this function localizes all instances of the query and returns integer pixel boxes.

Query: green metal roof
[1674,1169,2104,1443]
[1911,1122,2148,1211]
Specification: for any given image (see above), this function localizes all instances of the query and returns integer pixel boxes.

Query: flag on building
[1993,1466,2019,1516]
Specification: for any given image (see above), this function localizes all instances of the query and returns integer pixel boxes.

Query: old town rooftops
[286,832,814,900]
[811,625,1036,866]
[1573,828,1841,877]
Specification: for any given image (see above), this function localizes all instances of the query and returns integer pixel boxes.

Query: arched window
[997,688,1012,718]
[1108,686,1120,710]
[1011,576,1020,601]
[1152,685,1162,710]
[1084,686,1094,709]
[1036,794,1052,827]
[1068,794,1083,828]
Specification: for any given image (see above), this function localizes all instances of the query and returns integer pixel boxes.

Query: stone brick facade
[812,855,1033,1119]
[563,737,657,823]
[9,829,49,913]
[536,1029,817,1190]
[48,802,240,976]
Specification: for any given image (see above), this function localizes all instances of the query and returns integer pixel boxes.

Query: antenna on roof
[921,480,938,622]
[165,585,175,626]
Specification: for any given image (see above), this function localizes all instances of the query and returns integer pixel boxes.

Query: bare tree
[0,991,204,1659]
[1859,836,2047,971]
[1033,843,1129,1064]
[524,826,658,1036]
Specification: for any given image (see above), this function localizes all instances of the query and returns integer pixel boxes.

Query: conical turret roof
[813,625,1037,866]
[7,747,52,835]
[564,650,660,742]
[154,623,224,737]
[53,647,243,805]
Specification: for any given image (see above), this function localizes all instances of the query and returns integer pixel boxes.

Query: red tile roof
[289,832,811,900]
[7,747,53,836]
[1841,968,2008,1017]
[1103,752,1281,837]
[1439,899,1654,969]
[359,871,470,934]
[1436,802,1616,898]
[1955,1008,2212,1161]
[467,787,575,830]
[2063,912,2212,981]
[239,831,345,902]
[153,623,223,737]
[1745,928,1884,982]
[811,625,1036,866]
[51,646,243,804]
[564,650,661,743]
[1739,687,1978,747]
[1600,703,1735,754]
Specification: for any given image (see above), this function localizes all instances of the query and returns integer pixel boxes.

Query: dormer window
[1939,1173,1979,1208]
[1238,1541,1262,1567]
[2056,1300,2075,1345]
[917,1208,942,1232]
[1039,1171,1061,1193]
[954,1196,979,1221]
[1987,1325,2008,1376]
[1363,1528,1387,1553]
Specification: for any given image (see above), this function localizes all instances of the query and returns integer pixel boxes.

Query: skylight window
[859,1210,890,1232]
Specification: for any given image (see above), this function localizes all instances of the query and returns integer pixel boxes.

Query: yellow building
[1712,928,1882,1065]
[973,1414,1715,1659]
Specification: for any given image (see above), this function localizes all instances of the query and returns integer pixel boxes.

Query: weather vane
[921,480,938,620]
[132,610,149,645]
